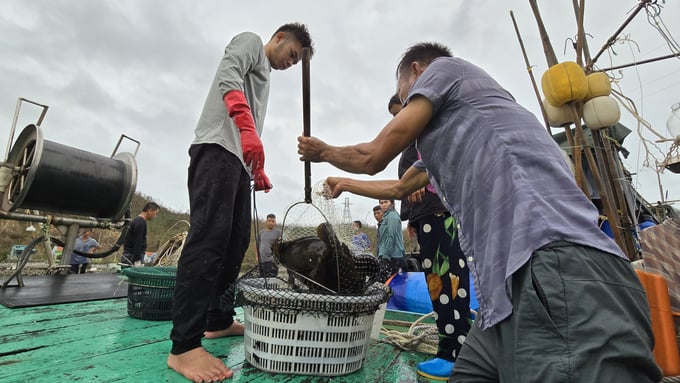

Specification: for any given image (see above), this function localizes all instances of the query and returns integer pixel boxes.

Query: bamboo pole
[572,0,638,259]
[595,129,639,259]
[564,125,590,196]
[510,10,551,133]
[528,0,590,193]
[573,0,585,66]
[569,103,628,253]
[572,0,593,66]
[598,52,680,72]
[588,0,652,70]
[528,0,558,67]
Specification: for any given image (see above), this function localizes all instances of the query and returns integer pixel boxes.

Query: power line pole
[342,197,352,225]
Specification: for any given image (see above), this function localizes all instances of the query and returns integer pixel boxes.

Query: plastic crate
[239,278,388,376]
[122,267,176,321]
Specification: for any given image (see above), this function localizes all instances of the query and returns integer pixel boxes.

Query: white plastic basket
[239,278,387,376]
[244,305,374,376]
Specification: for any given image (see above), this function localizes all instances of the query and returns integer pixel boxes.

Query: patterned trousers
[414,213,471,361]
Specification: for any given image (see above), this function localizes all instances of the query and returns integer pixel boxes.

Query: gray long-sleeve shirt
[193,32,271,171]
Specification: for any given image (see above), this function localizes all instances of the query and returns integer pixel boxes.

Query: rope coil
[377,312,439,355]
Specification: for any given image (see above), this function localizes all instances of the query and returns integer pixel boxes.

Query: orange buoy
[635,269,680,376]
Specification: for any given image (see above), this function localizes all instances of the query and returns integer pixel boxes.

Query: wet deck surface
[0,296,431,382]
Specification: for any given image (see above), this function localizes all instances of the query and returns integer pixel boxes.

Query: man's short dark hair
[273,23,314,57]
[266,213,276,220]
[388,94,401,112]
[142,202,160,212]
[373,205,382,212]
[396,42,452,77]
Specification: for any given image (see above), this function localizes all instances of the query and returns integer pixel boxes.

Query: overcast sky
[1,0,679,229]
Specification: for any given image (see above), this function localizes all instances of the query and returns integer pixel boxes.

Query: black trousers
[258,261,279,278]
[170,144,252,355]
[70,264,87,274]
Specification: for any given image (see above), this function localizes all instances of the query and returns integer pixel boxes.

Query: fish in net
[268,181,381,295]
[273,222,380,294]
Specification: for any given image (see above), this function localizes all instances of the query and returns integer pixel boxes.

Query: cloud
[1,0,678,225]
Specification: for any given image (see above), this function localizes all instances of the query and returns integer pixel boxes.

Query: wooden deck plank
[0,298,432,382]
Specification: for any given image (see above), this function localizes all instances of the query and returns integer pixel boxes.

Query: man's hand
[253,168,272,193]
[297,136,327,162]
[408,187,425,203]
[324,177,347,198]
[407,225,417,239]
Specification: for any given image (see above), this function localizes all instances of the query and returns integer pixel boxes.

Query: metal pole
[302,47,312,204]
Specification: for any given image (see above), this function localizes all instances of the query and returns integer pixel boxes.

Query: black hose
[55,209,132,259]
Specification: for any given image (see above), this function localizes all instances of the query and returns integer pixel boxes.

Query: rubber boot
[416,357,454,381]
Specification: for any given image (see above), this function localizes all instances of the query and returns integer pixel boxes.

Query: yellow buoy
[541,61,588,107]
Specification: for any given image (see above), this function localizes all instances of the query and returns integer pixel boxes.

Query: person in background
[121,202,160,266]
[373,203,392,282]
[372,204,384,256]
[168,23,314,383]
[389,94,471,381]
[378,199,405,272]
[70,230,99,274]
[351,220,371,253]
[298,42,660,381]
[256,213,281,277]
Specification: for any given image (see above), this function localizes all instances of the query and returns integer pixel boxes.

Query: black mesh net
[237,181,391,314]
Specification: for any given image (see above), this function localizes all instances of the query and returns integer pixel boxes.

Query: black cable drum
[1,124,137,221]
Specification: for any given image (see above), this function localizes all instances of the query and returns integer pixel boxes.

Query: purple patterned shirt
[407,57,624,329]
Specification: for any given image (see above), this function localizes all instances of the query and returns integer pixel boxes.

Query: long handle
[302,47,312,203]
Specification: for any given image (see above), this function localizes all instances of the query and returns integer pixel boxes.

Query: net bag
[271,181,382,294]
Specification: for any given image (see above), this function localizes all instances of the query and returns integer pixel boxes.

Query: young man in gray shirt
[168,23,313,383]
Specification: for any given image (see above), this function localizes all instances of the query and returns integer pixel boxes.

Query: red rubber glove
[224,90,264,170]
[253,167,272,192]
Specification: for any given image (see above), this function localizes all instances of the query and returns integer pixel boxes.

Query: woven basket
[122,267,177,321]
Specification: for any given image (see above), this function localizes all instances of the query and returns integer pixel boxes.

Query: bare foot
[167,347,232,382]
[204,321,245,339]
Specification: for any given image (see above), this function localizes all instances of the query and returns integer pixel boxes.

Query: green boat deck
[0,297,434,382]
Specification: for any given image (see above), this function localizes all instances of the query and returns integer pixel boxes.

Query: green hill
[0,192,416,272]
